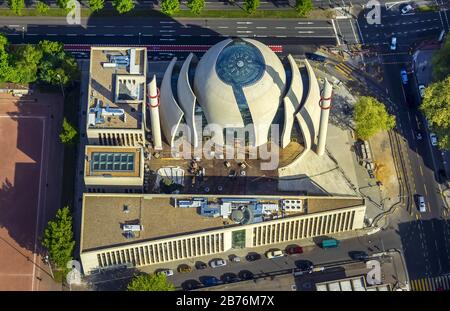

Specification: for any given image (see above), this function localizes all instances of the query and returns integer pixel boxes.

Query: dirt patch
[369,131,399,201]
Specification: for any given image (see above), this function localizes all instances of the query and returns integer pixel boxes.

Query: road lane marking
[419,165,424,176]
[256,26,267,29]
[218,26,229,29]
[424,185,428,195]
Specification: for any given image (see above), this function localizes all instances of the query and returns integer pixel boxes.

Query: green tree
[38,40,79,86]
[295,0,313,17]
[187,0,204,15]
[59,118,78,144]
[57,0,70,9]
[354,96,396,140]
[0,34,13,82]
[432,35,450,81]
[36,1,50,14]
[7,0,25,15]
[160,0,180,16]
[420,77,450,150]
[243,0,259,14]
[42,206,75,269]
[112,0,135,14]
[9,44,43,84]
[127,273,175,291]
[88,0,105,12]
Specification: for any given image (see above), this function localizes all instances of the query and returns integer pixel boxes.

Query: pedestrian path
[334,62,355,81]
[410,274,450,291]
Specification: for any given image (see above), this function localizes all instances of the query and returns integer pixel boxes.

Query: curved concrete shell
[281,55,304,148]
[159,57,184,147]
[295,59,321,151]
[194,38,286,147]
[177,53,199,148]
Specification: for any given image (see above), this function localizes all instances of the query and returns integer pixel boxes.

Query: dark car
[295,260,313,271]
[245,252,261,262]
[286,245,303,255]
[349,251,369,261]
[200,276,220,287]
[438,169,447,183]
[239,270,254,280]
[221,273,239,283]
[182,279,201,291]
[195,261,207,270]
[177,264,192,273]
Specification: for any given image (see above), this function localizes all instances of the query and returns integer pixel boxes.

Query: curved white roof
[193,38,286,146]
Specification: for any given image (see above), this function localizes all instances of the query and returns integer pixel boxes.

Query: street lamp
[56,74,65,98]
[138,32,141,45]
[22,26,25,41]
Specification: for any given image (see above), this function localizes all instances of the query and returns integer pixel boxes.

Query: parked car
[401,4,414,14]
[246,252,261,262]
[295,260,314,271]
[221,273,239,283]
[195,261,207,270]
[158,269,174,277]
[177,264,192,273]
[349,251,369,261]
[416,194,427,213]
[238,270,254,280]
[438,169,447,183]
[210,259,227,268]
[286,245,303,255]
[390,37,397,50]
[230,255,241,263]
[400,69,408,84]
[201,276,220,287]
[430,133,438,146]
[418,84,426,98]
[182,279,201,291]
[266,249,284,259]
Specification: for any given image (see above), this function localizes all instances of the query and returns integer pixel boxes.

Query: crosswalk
[410,274,450,291]
[334,63,355,81]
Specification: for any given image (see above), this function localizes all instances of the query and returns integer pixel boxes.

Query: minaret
[317,78,333,156]
[147,75,163,150]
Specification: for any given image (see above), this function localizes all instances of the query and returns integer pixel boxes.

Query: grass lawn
[416,5,439,12]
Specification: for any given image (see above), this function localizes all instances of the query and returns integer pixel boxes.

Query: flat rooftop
[81,195,231,251]
[87,47,146,130]
[81,194,364,251]
[84,146,142,178]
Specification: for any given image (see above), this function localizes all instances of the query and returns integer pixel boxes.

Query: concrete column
[148,75,163,150]
[317,78,333,156]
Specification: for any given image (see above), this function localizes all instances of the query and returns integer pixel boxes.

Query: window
[90,152,135,172]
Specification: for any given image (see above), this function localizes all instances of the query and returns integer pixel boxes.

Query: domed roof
[193,39,287,146]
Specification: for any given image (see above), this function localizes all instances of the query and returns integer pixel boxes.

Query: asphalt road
[379,41,450,280]
[0,17,337,46]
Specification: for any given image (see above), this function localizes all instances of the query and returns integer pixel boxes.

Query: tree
[295,0,313,17]
[420,77,450,150]
[42,207,75,269]
[57,0,70,9]
[36,1,50,14]
[0,34,13,82]
[160,0,180,16]
[8,44,43,84]
[127,273,175,291]
[7,0,25,15]
[353,96,396,140]
[243,0,259,14]
[187,0,204,15]
[59,118,78,144]
[432,35,450,81]
[88,0,105,12]
[112,0,134,14]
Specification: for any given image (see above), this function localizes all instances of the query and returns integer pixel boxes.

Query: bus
[321,239,339,249]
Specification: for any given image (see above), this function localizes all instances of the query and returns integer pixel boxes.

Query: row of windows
[252,211,355,247]
[96,233,224,268]
[98,133,143,146]
[86,188,141,194]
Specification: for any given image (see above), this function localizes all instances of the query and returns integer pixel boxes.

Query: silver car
[210,259,227,268]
